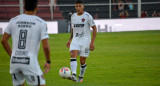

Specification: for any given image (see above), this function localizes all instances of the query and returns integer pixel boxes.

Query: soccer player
[66,0,97,82]
[1,0,51,86]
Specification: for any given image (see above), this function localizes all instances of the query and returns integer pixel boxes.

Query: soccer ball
[59,67,71,78]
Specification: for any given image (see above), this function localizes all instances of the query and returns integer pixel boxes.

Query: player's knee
[71,54,76,58]
[80,61,85,65]
[70,50,79,58]
[70,53,77,58]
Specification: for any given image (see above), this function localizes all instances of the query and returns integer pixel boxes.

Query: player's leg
[80,56,87,77]
[78,46,90,82]
[11,72,25,86]
[25,75,46,86]
[39,85,45,86]
[20,82,25,86]
[69,43,80,82]
[70,50,79,75]
[78,56,87,82]
[69,50,79,82]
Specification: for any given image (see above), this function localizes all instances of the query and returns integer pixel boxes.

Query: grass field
[0,30,160,86]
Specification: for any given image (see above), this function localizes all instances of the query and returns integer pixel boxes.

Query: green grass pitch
[0,31,160,86]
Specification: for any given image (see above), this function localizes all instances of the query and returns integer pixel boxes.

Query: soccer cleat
[67,74,77,82]
[77,76,83,82]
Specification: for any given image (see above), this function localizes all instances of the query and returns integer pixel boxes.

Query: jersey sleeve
[4,19,12,35]
[41,23,49,40]
[71,15,74,29]
[88,15,96,27]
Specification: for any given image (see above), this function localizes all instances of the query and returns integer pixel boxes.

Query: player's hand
[43,62,50,74]
[66,40,71,48]
[90,42,95,51]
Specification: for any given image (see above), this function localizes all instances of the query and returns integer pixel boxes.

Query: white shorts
[12,72,45,86]
[70,43,90,57]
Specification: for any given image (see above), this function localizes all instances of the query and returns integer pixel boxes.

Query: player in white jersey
[1,0,50,86]
[66,0,97,82]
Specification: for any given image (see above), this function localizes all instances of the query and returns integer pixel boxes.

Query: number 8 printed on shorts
[18,30,27,49]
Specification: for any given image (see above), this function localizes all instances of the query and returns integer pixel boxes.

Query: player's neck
[25,11,36,15]
[77,11,84,16]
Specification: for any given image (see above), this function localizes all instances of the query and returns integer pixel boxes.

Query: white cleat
[67,74,77,82]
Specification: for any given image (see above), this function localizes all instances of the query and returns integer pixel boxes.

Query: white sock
[79,63,87,77]
[70,58,77,75]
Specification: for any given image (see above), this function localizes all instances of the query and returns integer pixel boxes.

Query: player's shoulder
[10,14,46,24]
[9,14,22,22]
[84,12,92,17]
[71,13,77,18]
[34,16,46,24]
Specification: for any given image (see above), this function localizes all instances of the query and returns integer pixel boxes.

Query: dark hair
[75,0,84,4]
[24,0,38,11]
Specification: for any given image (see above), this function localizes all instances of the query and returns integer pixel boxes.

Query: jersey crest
[82,18,85,22]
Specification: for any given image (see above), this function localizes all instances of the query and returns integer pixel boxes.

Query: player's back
[10,14,46,58]
[5,14,48,75]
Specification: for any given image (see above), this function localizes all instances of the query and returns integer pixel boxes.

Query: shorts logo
[11,56,30,65]
[85,48,89,53]
[31,76,35,81]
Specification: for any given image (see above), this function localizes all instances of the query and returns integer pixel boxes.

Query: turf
[0,31,160,86]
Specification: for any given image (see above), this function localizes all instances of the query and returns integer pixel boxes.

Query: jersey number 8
[18,30,27,49]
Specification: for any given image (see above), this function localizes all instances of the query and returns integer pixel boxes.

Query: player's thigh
[25,75,45,86]
[11,73,25,86]
[70,44,80,58]
[70,50,79,58]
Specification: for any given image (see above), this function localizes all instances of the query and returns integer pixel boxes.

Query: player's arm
[152,11,156,17]
[66,28,73,48]
[119,11,123,16]
[1,33,12,57]
[42,39,50,62]
[126,10,129,17]
[42,38,51,74]
[90,25,97,51]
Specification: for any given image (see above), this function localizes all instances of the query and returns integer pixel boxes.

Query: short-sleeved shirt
[71,12,95,46]
[5,14,49,75]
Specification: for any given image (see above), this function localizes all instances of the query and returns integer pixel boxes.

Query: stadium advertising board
[94,18,160,32]
[0,18,160,34]
[0,21,58,34]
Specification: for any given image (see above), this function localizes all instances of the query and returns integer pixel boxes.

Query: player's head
[75,0,84,14]
[24,0,38,11]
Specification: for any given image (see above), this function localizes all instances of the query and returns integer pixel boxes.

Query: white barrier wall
[46,21,58,34]
[0,23,8,34]
[94,18,160,32]
[0,21,58,34]
[0,18,160,34]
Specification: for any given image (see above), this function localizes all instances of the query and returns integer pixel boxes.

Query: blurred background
[0,0,160,34]
[0,0,160,21]
[0,1,160,86]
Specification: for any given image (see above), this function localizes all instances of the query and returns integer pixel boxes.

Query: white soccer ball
[59,67,71,78]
